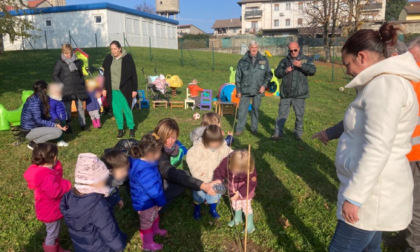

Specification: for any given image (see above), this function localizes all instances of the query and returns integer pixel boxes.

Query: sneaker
[251,130,258,136]
[27,141,36,150]
[57,140,69,147]
[129,129,135,138]
[117,130,125,139]
[295,135,303,142]
[271,135,282,140]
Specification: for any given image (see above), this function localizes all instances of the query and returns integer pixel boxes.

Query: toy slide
[0,90,33,131]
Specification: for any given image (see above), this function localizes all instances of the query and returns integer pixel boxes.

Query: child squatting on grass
[213,149,258,234]
[129,133,168,251]
[60,153,127,252]
[187,125,233,220]
[101,149,129,209]
[23,142,72,252]
[189,112,234,146]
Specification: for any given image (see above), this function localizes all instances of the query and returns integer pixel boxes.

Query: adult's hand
[342,200,360,224]
[132,91,137,98]
[293,60,302,68]
[102,90,107,97]
[312,130,329,145]
[56,124,68,131]
[259,86,266,94]
[201,181,217,196]
[236,93,242,99]
[286,66,293,73]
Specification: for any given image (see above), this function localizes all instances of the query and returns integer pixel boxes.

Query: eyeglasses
[289,49,298,53]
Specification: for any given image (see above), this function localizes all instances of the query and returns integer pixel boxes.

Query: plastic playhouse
[0,90,33,131]
[74,48,90,76]
[228,66,280,97]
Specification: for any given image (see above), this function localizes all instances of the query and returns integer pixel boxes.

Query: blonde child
[186,125,232,220]
[190,112,234,146]
[23,143,72,252]
[129,134,167,251]
[213,150,257,234]
[187,79,204,110]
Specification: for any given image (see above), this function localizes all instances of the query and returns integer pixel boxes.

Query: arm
[274,59,288,79]
[213,158,228,182]
[30,101,56,127]
[57,103,67,121]
[325,121,344,141]
[235,64,242,94]
[197,86,204,92]
[130,55,138,92]
[300,57,316,76]
[40,175,71,199]
[52,60,62,82]
[261,60,273,88]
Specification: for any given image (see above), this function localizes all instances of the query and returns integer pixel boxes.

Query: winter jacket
[86,91,101,112]
[103,53,138,109]
[190,126,234,147]
[21,95,56,130]
[49,97,67,123]
[186,141,232,183]
[235,51,273,96]
[274,53,316,99]
[52,58,88,101]
[129,157,166,211]
[213,156,257,199]
[188,84,204,97]
[107,175,124,207]
[23,161,71,223]
[335,52,420,231]
[60,189,127,252]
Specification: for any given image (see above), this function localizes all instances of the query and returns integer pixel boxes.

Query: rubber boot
[55,239,70,252]
[91,119,97,128]
[243,214,255,234]
[152,217,167,237]
[193,203,201,220]
[140,228,163,251]
[42,242,57,252]
[96,119,102,129]
[209,203,220,219]
[228,210,243,227]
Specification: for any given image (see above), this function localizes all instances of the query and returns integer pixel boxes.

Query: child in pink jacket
[23,143,72,252]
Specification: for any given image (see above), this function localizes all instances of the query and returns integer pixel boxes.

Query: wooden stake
[244,145,251,252]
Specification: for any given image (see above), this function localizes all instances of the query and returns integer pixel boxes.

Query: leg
[236,95,251,133]
[250,94,262,132]
[241,200,255,234]
[63,101,72,123]
[152,206,167,236]
[363,231,382,252]
[26,127,63,144]
[75,99,86,127]
[206,193,222,218]
[407,161,420,251]
[193,190,206,220]
[112,91,124,130]
[162,178,185,210]
[229,200,244,227]
[44,220,61,246]
[139,207,163,250]
[273,98,292,137]
[120,96,135,130]
[291,98,306,137]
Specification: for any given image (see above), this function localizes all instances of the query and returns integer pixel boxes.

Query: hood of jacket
[24,161,60,189]
[190,126,206,143]
[60,190,104,230]
[346,52,420,89]
[113,49,127,60]
[130,157,158,172]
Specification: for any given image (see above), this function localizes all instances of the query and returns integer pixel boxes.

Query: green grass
[0,47,393,252]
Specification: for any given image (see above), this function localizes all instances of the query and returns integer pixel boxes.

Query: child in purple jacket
[48,83,68,147]
[86,79,101,129]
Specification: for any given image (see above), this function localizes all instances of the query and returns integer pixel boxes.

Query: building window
[298,2,303,10]
[274,19,279,27]
[94,16,102,24]
[298,18,303,26]
[286,3,291,10]
[274,4,279,11]
[286,19,290,26]
[251,21,258,30]
[45,19,52,27]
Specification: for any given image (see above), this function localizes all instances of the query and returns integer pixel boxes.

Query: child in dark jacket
[48,82,69,147]
[23,143,72,252]
[101,149,129,208]
[85,79,102,129]
[60,153,126,252]
[213,149,257,234]
[129,134,167,251]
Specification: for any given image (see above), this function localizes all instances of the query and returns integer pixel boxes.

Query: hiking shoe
[57,140,69,147]
[129,129,135,138]
[117,130,125,139]
[27,141,36,150]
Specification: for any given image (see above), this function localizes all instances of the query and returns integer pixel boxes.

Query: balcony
[245,10,263,19]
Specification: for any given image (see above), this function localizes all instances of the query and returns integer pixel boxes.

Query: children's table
[169,101,184,109]
[215,101,237,116]
[152,100,168,109]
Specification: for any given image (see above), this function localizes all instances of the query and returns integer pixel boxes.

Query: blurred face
[230,165,244,176]
[48,86,62,98]
[206,140,223,151]
[165,132,177,148]
[92,179,107,189]
[289,42,300,58]
[110,44,122,57]
[111,165,129,181]
[63,52,72,59]
[249,44,258,57]
[409,46,420,63]
[144,150,162,162]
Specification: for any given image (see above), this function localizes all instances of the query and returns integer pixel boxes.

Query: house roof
[238,0,282,5]
[5,2,179,25]
[27,0,51,8]
[212,18,241,29]
[404,5,420,14]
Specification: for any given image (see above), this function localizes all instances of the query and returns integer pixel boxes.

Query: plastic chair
[199,89,212,111]
[184,88,195,109]
[137,90,150,109]
[313,54,321,61]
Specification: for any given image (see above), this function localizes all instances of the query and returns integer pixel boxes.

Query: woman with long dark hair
[102,41,138,139]
[329,24,420,251]
[21,81,67,149]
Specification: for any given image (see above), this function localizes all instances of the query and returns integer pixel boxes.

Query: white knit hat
[75,153,109,185]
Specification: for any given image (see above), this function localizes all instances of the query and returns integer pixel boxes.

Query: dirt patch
[222,239,264,252]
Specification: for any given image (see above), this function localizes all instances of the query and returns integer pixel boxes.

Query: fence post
[149,37,152,61]
[44,31,48,50]
[180,38,184,67]
[69,31,71,45]
[95,33,98,48]
[331,45,335,82]
[211,42,215,71]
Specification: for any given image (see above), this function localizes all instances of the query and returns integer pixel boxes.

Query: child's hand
[95,92,101,98]
[231,192,240,201]
[213,180,222,184]
[227,131,233,136]
[157,206,162,211]
[118,200,124,209]
[137,210,142,214]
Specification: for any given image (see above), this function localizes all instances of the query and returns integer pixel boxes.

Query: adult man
[272,42,316,141]
[235,41,273,136]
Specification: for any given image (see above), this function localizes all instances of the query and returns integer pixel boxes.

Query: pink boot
[55,239,70,252]
[96,119,102,129]
[140,228,163,251]
[152,217,167,237]
[91,119,98,128]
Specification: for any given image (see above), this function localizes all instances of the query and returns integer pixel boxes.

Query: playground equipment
[228,66,280,97]
[218,83,251,112]
[0,90,33,131]
[199,89,212,110]
[74,48,90,76]
[166,74,183,96]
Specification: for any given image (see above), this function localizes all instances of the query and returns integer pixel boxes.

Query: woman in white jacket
[329,25,420,251]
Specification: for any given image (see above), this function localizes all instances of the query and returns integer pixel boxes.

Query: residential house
[212,18,242,36]
[399,2,420,21]
[177,24,206,37]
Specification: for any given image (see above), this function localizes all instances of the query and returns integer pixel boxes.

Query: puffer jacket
[21,95,56,130]
[60,189,126,252]
[129,157,166,211]
[275,53,316,99]
[336,52,420,231]
[235,51,273,96]
[186,141,232,183]
[49,97,67,123]
[23,161,71,222]
[52,58,88,101]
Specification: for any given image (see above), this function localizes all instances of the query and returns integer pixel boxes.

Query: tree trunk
[323,25,331,63]
[0,34,4,55]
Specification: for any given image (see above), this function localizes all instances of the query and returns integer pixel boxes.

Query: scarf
[61,53,78,72]
[74,184,110,197]
[164,143,180,157]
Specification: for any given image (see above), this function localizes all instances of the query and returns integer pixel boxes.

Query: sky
[66,0,241,33]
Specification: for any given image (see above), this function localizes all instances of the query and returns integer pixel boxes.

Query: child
[186,125,232,220]
[48,82,69,147]
[101,149,129,208]
[129,134,167,251]
[213,150,257,234]
[60,153,126,252]
[187,79,204,110]
[23,143,72,252]
[85,79,102,129]
[190,112,234,146]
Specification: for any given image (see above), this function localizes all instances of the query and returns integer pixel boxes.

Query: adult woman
[329,25,420,251]
[52,44,88,132]
[153,118,217,206]
[102,41,138,139]
[21,81,67,149]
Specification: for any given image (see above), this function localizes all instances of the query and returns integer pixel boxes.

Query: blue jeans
[193,190,221,204]
[329,220,382,252]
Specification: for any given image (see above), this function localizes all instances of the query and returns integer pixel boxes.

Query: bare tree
[136,1,155,14]
[341,0,380,36]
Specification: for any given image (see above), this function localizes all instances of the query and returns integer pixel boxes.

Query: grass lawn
[0,47,395,252]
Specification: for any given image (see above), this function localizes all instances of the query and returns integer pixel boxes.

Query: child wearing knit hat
[60,153,127,252]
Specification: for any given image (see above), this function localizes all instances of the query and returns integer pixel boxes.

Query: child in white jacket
[186,125,232,220]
